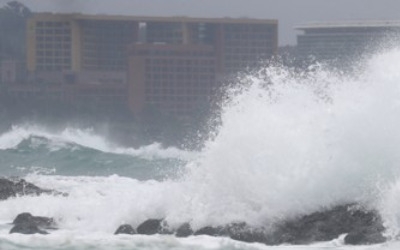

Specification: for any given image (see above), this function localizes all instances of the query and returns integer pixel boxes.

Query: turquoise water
[0,132,186,180]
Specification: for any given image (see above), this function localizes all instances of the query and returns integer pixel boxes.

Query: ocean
[2,48,400,250]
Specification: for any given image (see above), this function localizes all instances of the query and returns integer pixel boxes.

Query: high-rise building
[296,21,400,64]
[128,17,278,117]
[26,13,136,84]
[25,14,278,118]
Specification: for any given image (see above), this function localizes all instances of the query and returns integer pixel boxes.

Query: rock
[344,229,386,245]
[268,204,386,245]
[0,178,15,200]
[0,178,67,200]
[10,223,48,235]
[111,204,386,246]
[136,219,171,235]
[194,226,225,236]
[175,223,193,237]
[193,222,269,243]
[12,213,56,229]
[223,222,269,244]
[137,219,162,235]
[10,212,56,234]
[115,224,136,235]
[186,204,386,246]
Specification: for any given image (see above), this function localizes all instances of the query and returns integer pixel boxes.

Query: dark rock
[0,178,67,200]
[13,212,56,229]
[136,219,171,235]
[112,203,386,246]
[115,224,136,235]
[191,222,270,243]
[193,222,269,243]
[223,222,269,244]
[10,223,48,235]
[137,219,162,235]
[175,223,193,237]
[9,212,56,234]
[186,204,386,246]
[0,179,15,200]
[344,229,386,245]
[194,226,225,236]
[268,204,386,245]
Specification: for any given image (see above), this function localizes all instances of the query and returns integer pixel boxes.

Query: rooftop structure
[296,20,400,64]
[296,20,400,29]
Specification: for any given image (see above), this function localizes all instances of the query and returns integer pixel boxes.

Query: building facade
[296,21,400,64]
[129,44,217,117]
[24,14,278,118]
[26,13,136,84]
[128,17,278,117]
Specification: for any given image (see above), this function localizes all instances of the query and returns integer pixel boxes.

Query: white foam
[170,48,400,228]
[0,230,395,250]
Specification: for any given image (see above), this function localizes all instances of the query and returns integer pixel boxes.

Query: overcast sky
[7,0,400,45]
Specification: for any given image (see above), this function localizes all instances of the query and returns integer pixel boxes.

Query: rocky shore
[1,178,387,246]
[0,178,67,200]
[113,203,386,245]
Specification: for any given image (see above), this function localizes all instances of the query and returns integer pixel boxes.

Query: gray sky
[9,0,400,45]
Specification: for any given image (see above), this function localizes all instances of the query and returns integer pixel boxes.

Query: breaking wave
[3,47,400,249]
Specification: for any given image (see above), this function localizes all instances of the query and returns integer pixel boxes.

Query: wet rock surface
[344,228,386,245]
[194,226,225,236]
[12,212,56,229]
[114,204,386,246]
[0,178,66,200]
[136,219,172,235]
[10,223,49,235]
[269,204,386,245]
[115,224,136,235]
[175,223,193,237]
[222,222,269,243]
[10,212,56,235]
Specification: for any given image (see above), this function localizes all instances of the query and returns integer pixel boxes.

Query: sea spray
[1,48,400,249]
[165,48,400,230]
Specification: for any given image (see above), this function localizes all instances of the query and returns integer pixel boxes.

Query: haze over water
[2,47,400,249]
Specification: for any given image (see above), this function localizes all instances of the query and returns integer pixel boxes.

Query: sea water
[2,48,400,249]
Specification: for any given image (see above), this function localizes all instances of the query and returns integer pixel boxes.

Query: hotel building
[24,13,278,117]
